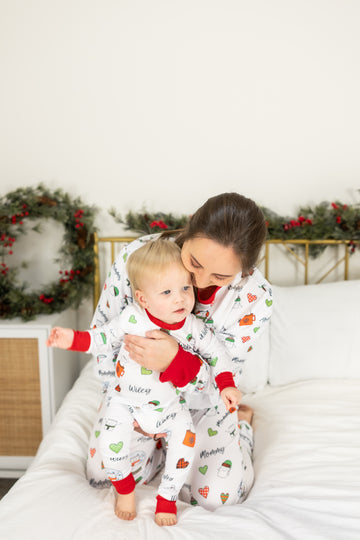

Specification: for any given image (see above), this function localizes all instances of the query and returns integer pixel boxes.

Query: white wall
[1,0,360,325]
[1,0,360,229]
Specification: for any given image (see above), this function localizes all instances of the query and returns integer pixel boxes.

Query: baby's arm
[47,310,129,355]
[46,327,75,349]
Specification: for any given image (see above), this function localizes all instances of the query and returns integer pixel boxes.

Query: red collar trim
[145,309,186,330]
[197,285,221,305]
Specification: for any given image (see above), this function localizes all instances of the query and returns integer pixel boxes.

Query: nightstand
[0,310,81,477]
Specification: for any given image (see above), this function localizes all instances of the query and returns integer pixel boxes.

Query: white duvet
[0,361,359,540]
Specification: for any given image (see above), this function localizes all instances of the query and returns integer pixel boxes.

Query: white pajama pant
[179,400,254,510]
[98,396,196,502]
[87,395,253,510]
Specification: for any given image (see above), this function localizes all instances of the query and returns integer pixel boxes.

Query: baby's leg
[99,402,137,520]
[87,392,165,488]
[111,474,136,520]
[154,408,196,526]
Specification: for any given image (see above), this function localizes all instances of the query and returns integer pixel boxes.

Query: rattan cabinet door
[0,312,80,477]
[0,325,53,476]
[0,337,44,457]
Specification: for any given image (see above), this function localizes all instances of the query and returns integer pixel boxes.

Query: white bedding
[1,360,359,540]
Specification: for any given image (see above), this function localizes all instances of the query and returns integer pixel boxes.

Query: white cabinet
[0,310,81,477]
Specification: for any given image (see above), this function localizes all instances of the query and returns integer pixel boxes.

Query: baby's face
[138,262,195,324]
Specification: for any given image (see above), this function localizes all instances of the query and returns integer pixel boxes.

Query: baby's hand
[46,327,74,349]
[220,386,242,412]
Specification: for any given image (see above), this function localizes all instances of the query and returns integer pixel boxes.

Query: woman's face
[181,236,242,289]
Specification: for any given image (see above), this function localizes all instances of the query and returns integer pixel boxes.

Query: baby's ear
[135,289,148,309]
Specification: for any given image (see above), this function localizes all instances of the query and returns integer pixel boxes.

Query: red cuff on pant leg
[111,473,136,494]
[155,495,177,515]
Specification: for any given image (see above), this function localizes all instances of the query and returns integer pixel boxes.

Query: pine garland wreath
[111,200,360,255]
[0,185,97,321]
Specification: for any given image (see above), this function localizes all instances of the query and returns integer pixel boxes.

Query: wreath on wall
[0,185,97,321]
[110,200,360,255]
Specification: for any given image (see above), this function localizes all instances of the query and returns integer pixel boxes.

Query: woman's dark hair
[175,192,267,275]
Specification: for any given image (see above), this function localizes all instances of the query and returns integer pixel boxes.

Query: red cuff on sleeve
[69,330,91,352]
[215,372,236,393]
[159,346,201,387]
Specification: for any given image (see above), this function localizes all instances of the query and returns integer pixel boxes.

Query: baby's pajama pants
[99,397,196,502]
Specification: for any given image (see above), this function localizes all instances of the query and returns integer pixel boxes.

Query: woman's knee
[191,480,240,511]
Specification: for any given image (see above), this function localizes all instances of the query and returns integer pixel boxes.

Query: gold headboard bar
[93,235,354,309]
[265,239,351,285]
[93,232,137,308]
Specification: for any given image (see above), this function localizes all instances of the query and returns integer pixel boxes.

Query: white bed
[1,279,360,539]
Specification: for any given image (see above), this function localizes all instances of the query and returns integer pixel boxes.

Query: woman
[87,192,273,511]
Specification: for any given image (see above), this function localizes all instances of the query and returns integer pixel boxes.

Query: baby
[47,239,241,526]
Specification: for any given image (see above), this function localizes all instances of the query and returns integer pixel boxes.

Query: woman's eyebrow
[190,254,203,267]
[213,272,233,278]
[191,254,232,278]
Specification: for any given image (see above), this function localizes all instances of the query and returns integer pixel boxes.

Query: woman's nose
[193,271,212,289]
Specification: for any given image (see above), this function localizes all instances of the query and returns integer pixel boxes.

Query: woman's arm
[214,272,273,362]
[124,329,212,392]
[123,329,179,372]
[91,234,158,381]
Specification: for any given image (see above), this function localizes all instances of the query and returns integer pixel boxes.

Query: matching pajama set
[86,234,273,511]
[73,301,236,509]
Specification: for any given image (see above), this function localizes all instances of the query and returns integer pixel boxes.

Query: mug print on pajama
[82,302,235,503]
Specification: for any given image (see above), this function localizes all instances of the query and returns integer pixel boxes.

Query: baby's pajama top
[73,302,235,503]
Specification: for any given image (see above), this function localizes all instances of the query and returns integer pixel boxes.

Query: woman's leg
[179,401,254,510]
[86,393,165,488]
[237,404,254,502]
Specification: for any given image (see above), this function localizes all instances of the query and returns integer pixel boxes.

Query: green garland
[110,200,360,255]
[109,207,189,235]
[0,185,97,321]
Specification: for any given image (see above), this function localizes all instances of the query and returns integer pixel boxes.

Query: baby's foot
[114,490,136,520]
[155,512,177,527]
[237,404,254,425]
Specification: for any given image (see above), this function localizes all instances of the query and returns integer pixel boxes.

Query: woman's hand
[133,420,166,441]
[123,329,179,371]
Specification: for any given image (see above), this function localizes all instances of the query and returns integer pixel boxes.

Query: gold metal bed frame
[93,233,354,309]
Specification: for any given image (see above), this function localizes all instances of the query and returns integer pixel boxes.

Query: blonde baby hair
[127,239,183,300]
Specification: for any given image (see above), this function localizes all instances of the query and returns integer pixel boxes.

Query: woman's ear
[135,289,148,309]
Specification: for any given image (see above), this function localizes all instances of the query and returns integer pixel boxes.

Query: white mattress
[0,361,359,540]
